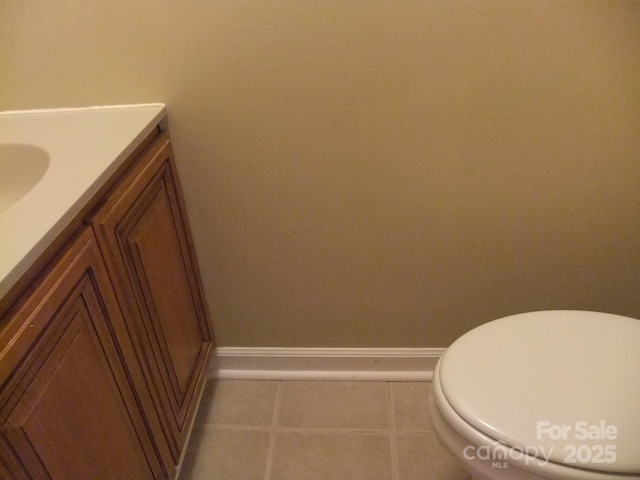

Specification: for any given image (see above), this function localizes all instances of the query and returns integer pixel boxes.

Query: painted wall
[2,1,639,347]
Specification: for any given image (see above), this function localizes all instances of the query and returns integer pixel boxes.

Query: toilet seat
[432,362,640,480]
[432,310,640,479]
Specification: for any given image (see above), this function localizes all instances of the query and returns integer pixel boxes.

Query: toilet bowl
[428,310,640,480]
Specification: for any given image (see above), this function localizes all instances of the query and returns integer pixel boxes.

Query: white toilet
[429,310,640,480]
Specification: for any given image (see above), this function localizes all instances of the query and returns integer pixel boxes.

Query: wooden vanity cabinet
[0,127,214,479]
[89,132,214,464]
[0,228,163,479]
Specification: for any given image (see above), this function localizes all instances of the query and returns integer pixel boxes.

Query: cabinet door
[0,228,161,479]
[91,132,213,461]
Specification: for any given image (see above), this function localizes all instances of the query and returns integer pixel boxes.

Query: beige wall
[2,1,639,347]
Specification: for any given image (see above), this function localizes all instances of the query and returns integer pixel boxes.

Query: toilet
[429,310,640,480]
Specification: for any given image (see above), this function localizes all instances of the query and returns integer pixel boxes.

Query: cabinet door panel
[0,229,159,480]
[130,183,205,404]
[91,133,213,461]
[5,296,149,480]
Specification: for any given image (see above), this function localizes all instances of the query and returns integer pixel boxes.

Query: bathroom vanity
[0,106,214,479]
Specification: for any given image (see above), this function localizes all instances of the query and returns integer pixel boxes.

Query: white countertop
[0,104,166,300]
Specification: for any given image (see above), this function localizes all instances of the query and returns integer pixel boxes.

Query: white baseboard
[210,347,446,381]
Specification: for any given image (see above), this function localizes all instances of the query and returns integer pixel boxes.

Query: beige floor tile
[178,428,270,480]
[270,432,393,480]
[278,381,389,429]
[195,380,279,426]
[396,432,471,480]
[391,382,433,430]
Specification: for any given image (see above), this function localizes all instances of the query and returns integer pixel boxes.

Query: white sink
[0,104,166,300]
[0,143,50,213]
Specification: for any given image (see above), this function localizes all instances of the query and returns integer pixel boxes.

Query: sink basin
[0,143,50,213]
[0,104,166,301]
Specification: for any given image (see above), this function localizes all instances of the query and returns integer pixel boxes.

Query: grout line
[263,380,284,480]
[387,383,397,431]
[198,424,273,431]
[387,383,401,480]
[202,423,432,435]
[273,427,397,435]
[272,380,284,427]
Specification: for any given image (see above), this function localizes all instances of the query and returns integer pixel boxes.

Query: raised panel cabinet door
[0,228,161,480]
[91,132,213,461]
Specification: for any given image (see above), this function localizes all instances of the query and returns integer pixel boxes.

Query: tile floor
[178,380,470,480]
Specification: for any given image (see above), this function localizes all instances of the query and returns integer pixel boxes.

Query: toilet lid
[439,310,640,474]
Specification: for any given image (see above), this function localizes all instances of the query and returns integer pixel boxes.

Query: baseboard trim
[210,347,446,381]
